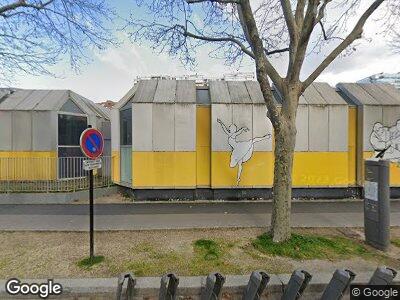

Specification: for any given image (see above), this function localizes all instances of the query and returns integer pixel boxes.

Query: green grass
[77,255,105,269]
[194,239,221,261]
[252,233,373,260]
[392,239,400,248]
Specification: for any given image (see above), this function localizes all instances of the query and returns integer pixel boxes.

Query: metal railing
[0,156,112,193]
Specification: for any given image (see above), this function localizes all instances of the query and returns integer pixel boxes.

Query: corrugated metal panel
[133,79,158,103]
[176,80,196,103]
[359,83,399,105]
[227,81,252,104]
[14,90,51,110]
[34,90,69,111]
[376,84,400,104]
[302,84,327,105]
[0,111,12,150]
[313,83,347,105]
[152,104,174,151]
[295,105,309,151]
[210,81,231,104]
[175,104,196,151]
[132,103,153,151]
[12,111,32,151]
[253,105,273,151]
[154,79,176,103]
[336,83,379,105]
[212,104,232,151]
[245,81,264,104]
[32,111,57,151]
[0,90,33,110]
[328,106,348,151]
[309,106,329,151]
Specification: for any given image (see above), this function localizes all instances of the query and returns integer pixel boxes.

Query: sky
[12,1,400,103]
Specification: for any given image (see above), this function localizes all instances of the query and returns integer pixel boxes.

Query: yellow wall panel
[348,108,357,185]
[132,152,196,188]
[211,151,274,187]
[111,150,120,184]
[0,151,57,180]
[293,152,349,187]
[196,106,211,187]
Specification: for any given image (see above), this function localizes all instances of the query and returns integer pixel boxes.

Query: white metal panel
[0,111,12,150]
[245,81,264,104]
[175,104,196,151]
[210,81,231,104]
[12,111,32,151]
[328,106,348,151]
[152,104,174,151]
[111,109,120,152]
[133,80,158,103]
[0,90,33,110]
[382,106,400,127]
[227,81,252,103]
[295,105,309,151]
[15,90,52,111]
[32,111,57,151]
[253,105,273,151]
[132,103,153,151]
[309,106,329,151]
[233,104,253,141]
[303,84,327,105]
[212,104,233,151]
[363,106,383,151]
[176,80,196,103]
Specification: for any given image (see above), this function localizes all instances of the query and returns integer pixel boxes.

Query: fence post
[281,270,312,300]
[201,272,226,300]
[320,269,356,300]
[242,270,270,300]
[368,266,397,285]
[159,273,179,300]
[116,272,136,300]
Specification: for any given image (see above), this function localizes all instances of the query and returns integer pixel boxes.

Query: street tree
[126,0,399,242]
[0,0,115,83]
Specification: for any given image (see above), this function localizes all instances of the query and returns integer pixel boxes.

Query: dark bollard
[201,272,226,300]
[159,273,180,300]
[116,272,136,300]
[320,269,356,300]
[281,270,312,300]
[242,270,270,300]
[368,266,397,285]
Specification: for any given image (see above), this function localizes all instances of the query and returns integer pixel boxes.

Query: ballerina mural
[217,118,271,185]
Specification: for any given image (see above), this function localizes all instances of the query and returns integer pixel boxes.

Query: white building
[358,72,400,89]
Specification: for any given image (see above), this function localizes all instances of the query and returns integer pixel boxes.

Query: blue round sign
[80,128,104,159]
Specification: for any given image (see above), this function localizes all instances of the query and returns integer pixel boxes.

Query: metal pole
[89,168,94,259]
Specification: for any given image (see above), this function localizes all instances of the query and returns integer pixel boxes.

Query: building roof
[0,88,109,119]
[336,83,400,106]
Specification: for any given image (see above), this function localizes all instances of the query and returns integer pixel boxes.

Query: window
[58,114,87,179]
[196,88,210,104]
[120,108,132,146]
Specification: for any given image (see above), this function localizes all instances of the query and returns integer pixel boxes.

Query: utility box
[364,159,390,251]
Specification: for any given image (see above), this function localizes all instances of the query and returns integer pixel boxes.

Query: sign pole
[80,125,104,261]
[89,168,94,259]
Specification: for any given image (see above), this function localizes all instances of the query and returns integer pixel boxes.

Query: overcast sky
[12,1,400,103]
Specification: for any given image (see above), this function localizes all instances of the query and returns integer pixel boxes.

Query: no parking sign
[80,128,104,160]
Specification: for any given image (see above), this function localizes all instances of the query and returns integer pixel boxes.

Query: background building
[358,72,400,89]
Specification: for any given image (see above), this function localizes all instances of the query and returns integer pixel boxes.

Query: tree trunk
[270,91,298,243]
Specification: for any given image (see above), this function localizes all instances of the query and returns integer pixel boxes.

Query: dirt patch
[0,227,399,279]
[72,193,131,204]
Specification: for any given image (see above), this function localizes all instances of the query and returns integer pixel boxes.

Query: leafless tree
[126,0,398,242]
[0,0,116,84]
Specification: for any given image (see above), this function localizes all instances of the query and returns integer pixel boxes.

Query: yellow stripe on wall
[132,152,196,188]
[196,106,211,187]
[111,150,120,184]
[211,151,274,188]
[348,107,357,185]
[0,151,57,180]
[292,152,349,187]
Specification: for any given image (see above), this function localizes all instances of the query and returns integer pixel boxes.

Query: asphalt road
[0,201,399,231]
